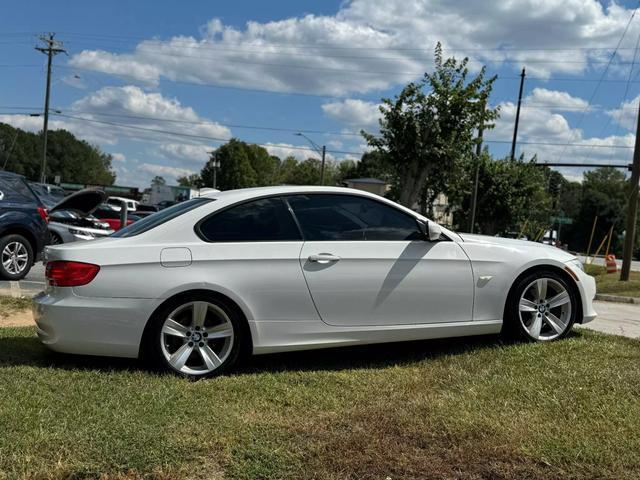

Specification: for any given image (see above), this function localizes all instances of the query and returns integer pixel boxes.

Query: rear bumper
[33,288,158,358]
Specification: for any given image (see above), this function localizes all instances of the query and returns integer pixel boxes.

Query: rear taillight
[46,261,100,287]
[38,207,49,223]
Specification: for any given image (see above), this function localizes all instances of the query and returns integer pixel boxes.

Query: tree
[151,176,166,187]
[361,43,498,210]
[567,167,629,255]
[448,153,552,236]
[176,173,202,187]
[0,123,116,185]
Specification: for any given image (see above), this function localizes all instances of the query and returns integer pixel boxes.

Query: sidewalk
[578,301,640,339]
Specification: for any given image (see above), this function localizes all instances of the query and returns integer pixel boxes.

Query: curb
[595,294,640,305]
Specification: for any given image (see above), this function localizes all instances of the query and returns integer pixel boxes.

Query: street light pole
[294,133,326,185]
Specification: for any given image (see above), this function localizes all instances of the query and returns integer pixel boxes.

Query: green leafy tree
[448,153,552,236]
[361,43,498,210]
[567,167,629,255]
[0,123,115,185]
[176,173,202,187]
[151,175,166,187]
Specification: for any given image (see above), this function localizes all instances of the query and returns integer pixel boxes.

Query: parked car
[34,186,596,378]
[92,204,140,231]
[106,196,139,212]
[0,171,49,280]
[156,200,177,210]
[131,204,159,219]
[47,189,114,244]
[29,182,66,202]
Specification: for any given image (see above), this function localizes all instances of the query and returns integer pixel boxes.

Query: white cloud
[66,1,640,95]
[111,152,126,162]
[525,88,589,111]
[158,143,211,166]
[138,163,195,181]
[606,94,639,131]
[322,99,381,126]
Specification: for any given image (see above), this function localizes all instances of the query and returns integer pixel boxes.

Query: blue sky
[1,0,639,187]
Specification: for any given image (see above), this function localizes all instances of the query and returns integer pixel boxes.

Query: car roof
[0,171,25,179]
[200,185,383,202]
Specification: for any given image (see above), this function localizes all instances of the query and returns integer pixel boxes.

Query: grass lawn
[0,296,32,318]
[0,326,639,479]
[585,264,640,298]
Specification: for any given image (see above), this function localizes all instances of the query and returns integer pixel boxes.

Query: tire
[0,234,33,281]
[503,269,578,342]
[145,293,245,378]
[49,232,63,245]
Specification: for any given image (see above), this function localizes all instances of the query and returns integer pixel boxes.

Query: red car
[92,205,140,231]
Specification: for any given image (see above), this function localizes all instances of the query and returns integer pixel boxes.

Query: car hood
[458,233,576,261]
[49,188,106,216]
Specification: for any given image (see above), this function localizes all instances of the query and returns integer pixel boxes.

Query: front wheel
[0,234,33,280]
[504,270,578,341]
[146,294,245,378]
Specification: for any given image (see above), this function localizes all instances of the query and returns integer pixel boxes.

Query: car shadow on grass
[0,326,588,376]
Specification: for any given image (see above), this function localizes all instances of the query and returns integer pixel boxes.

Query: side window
[286,194,422,241]
[0,177,37,203]
[199,197,301,242]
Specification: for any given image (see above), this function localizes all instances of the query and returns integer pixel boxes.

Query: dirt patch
[0,309,34,327]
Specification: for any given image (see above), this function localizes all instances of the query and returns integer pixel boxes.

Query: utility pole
[469,121,484,233]
[207,150,220,189]
[35,33,65,184]
[621,101,640,281]
[510,68,526,161]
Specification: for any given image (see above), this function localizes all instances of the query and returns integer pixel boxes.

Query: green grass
[585,264,640,298]
[0,327,639,479]
[0,296,32,317]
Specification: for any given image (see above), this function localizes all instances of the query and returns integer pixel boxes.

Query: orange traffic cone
[605,254,617,274]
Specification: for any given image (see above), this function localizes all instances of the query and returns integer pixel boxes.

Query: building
[343,177,389,196]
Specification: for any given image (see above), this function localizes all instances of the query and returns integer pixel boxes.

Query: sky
[1,0,639,188]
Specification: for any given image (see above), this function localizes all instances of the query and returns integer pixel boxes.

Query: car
[34,186,597,378]
[29,182,66,202]
[92,204,140,231]
[106,196,140,212]
[0,171,49,280]
[156,200,177,210]
[47,189,114,244]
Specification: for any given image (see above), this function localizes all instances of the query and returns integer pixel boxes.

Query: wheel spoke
[2,259,12,268]
[547,290,570,309]
[528,315,542,339]
[169,343,193,370]
[519,298,537,313]
[162,319,189,338]
[191,302,208,327]
[544,312,566,335]
[535,279,548,302]
[199,344,223,370]
[205,323,233,339]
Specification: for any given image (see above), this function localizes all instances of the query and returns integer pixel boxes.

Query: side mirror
[428,222,443,241]
[0,190,4,201]
[418,221,443,241]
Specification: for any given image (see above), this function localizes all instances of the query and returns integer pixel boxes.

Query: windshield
[112,197,214,238]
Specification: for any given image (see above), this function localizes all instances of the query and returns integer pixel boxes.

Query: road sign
[551,216,573,225]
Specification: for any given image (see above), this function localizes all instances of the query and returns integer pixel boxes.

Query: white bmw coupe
[34,186,597,378]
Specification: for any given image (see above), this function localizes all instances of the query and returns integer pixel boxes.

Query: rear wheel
[0,234,33,280]
[504,270,577,341]
[146,293,245,378]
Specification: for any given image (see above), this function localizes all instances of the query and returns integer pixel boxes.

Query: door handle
[308,253,341,264]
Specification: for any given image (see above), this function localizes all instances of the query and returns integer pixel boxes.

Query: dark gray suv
[0,172,49,280]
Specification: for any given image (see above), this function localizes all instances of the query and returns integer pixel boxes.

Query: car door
[287,194,474,327]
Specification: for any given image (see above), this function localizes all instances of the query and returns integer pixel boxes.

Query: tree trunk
[398,162,429,209]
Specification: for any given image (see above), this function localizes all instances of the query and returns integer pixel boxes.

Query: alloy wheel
[160,301,235,375]
[2,241,29,275]
[518,277,572,341]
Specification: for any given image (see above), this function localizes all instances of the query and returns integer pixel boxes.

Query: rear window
[112,198,213,238]
[0,177,39,204]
